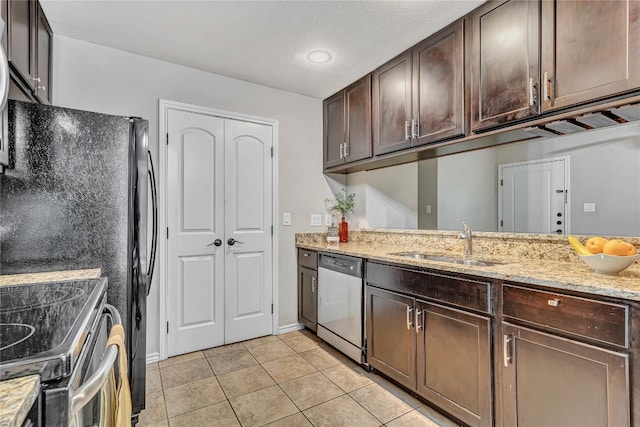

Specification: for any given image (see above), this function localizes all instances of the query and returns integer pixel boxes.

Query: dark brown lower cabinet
[501,322,630,427]
[298,249,317,331]
[417,302,492,427]
[366,286,416,389]
[366,284,492,427]
[298,267,317,331]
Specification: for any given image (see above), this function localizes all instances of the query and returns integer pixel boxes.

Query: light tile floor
[137,329,459,427]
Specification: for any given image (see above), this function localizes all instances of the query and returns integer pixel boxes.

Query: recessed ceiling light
[307,50,332,64]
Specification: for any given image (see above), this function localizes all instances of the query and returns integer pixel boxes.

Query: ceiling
[39,0,486,99]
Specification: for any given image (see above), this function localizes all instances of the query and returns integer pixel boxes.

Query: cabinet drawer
[298,249,317,269]
[367,262,491,314]
[503,284,629,348]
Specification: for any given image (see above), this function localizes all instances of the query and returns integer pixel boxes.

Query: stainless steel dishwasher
[317,252,365,364]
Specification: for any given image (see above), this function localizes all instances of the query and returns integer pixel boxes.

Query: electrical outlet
[283,212,291,225]
[324,214,333,226]
[425,204,432,214]
[310,214,322,226]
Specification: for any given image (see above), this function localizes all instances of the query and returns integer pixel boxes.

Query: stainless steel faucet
[459,222,472,257]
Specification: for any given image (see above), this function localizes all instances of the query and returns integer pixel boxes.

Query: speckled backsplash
[296,229,640,263]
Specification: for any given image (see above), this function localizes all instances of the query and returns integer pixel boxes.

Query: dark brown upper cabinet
[372,51,413,155]
[469,0,540,132]
[7,0,35,91]
[6,0,53,104]
[541,0,640,112]
[35,1,52,104]
[412,19,466,147]
[323,74,372,170]
[373,20,466,156]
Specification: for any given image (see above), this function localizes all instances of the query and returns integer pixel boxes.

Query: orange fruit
[602,239,636,256]
[586,237,608,254]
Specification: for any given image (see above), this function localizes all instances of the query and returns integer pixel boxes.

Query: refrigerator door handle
[147,150,158,295]
[0,43,9,110]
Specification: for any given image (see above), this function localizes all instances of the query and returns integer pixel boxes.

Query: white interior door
[167,110,225,356]
[224,119,273,343]
[499,157,568,234]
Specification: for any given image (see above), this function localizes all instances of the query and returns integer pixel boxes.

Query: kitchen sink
[388,251,505,267]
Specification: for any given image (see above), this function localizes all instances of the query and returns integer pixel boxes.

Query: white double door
[167,108,273,357]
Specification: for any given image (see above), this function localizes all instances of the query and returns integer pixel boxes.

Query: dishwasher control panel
[318,253,363,278]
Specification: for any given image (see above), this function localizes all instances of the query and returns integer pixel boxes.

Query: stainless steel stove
[0,277,122,426]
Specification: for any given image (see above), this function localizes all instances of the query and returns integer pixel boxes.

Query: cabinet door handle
[411,118,418,139]
[339,143,344,159]
[503,334,512,367]
[344,142,349,157]
[415,309,423,333]
[311,276,316,292]
[543,71,551,101]
[406,306,414,330]
[404,121,410,141]
[529,78,537,106]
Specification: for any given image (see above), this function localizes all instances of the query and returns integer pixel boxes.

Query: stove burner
[0,323,36,351]
[0,286,85,314]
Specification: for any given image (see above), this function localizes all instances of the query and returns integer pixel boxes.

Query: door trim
[158,99,279,361]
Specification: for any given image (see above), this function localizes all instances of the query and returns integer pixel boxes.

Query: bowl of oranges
[568,236,639,274]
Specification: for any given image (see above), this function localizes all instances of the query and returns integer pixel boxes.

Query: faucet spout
[459,222,473,257]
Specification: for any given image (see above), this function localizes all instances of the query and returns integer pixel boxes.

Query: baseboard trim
[278,323,305,334]
[146,352,161,364]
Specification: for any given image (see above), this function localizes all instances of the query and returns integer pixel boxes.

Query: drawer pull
[406,306,414,330]
[547,299,561,307]
[303,253,310,257]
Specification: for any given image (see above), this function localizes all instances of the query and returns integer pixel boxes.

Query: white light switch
[283,212,291,225]
[311,214,322,226]
[583,203,596,212]
[324,214,333,226]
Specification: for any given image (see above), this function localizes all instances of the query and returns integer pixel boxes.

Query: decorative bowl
[579,253,640,274]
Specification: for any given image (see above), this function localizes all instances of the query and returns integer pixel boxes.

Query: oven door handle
[69,304,122,417]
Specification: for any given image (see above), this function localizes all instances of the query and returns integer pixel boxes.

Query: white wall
[348,163,418,229]
[52,36,332,358]
[437,149,498,231]
[496,122,640,236]
[418,158,438,229]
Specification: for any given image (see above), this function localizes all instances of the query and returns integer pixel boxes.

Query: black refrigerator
[0,100,158,422]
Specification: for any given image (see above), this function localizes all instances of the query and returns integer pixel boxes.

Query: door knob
[227,238,244,246]
[207,239,222,247]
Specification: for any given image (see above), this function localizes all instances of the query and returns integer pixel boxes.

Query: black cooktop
[0,278,107,381]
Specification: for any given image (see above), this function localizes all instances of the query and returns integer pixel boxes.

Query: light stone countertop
[0,268,102,286]
[297,230,640,302]
[0,376,39,427]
